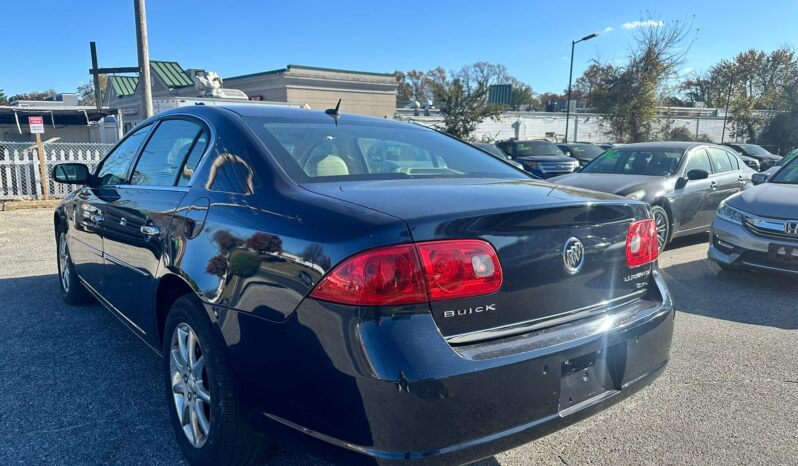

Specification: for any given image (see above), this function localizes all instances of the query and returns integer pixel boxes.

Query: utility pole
[134,0,153,118]
[721,72,734,144]
[90,43,103,113]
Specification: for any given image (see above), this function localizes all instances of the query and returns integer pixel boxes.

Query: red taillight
[626,219,659,267]
[416,240,503,301]
[309,240,503,306]
[309,244,427,306]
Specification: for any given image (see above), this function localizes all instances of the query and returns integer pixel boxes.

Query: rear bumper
[220,271,674,465]
[708,216,798,274]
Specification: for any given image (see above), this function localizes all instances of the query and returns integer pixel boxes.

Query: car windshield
[566,144,604,159]
[581,148,685,176]
[769,157,798,184]
[778,149,798,166]
[475,143,509,159]
[245,117,528,182]
[737,144,770,156]
[515,141,564,157]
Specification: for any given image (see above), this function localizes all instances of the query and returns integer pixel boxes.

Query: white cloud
[604,26,614,33]
[622,19,664,29]
[682,67,694,74]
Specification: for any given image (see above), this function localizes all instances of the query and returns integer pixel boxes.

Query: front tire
[163,296,268,466]
[56,228,93,305]
[650,206,671,252]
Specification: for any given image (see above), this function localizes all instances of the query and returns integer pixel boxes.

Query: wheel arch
[154,273,204,346]
[650,199,674,243]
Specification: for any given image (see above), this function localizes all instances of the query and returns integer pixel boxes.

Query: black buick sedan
[52,105,673,466]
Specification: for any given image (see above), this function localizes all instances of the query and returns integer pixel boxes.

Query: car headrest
[316,155,349,177]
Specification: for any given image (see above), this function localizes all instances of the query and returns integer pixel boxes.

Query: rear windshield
[245,117,528,182]
[515,141,564,157]
[770,157,798,184]
[582,148,685,176]
[565,144,604,159]
[736,144,770,156]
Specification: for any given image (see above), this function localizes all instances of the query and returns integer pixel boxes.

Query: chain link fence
[0,142,113,200]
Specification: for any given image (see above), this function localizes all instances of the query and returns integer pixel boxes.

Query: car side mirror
[751,172,769,185]
[686,169,710,181]
[52,163,91,185]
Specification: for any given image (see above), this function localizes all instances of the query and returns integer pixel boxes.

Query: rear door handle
[140,225,160,237]
[710,181,718,190]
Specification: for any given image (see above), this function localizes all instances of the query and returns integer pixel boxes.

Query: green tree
[428,64,504,140]
[582,17,693,142]
[0,89,7,105]
[77,75,108,106]
[9,89,57,102]
[760,111,798,154]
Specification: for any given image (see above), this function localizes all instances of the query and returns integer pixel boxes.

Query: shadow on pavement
[664,232,710,251]
[661,258,798,330]
[0,274,325,465]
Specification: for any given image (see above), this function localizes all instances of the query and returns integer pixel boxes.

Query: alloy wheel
[170,323,211,448]
[58,233,71,293]
[653,210,669,251]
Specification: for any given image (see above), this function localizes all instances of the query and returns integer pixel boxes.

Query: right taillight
[626,218,659,267]
[309,239,502,307]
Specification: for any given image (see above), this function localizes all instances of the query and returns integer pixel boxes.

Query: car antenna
[325,99,342,125]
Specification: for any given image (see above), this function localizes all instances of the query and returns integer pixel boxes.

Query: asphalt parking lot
[0,208,796,465]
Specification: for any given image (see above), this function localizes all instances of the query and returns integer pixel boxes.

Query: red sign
[28,116,45,134]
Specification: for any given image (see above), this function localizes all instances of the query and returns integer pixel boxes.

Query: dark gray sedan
[709,155,798,274]
[551,142,755,250]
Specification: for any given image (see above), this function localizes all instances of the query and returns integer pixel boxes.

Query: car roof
[613,141,703,151]
[158,104,413,128]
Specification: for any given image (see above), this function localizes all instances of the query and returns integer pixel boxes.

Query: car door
[724,148,752,190]
[675,147,716,231]
[706,146,741,210]
[102,118,208,335]
[68,124,153,294]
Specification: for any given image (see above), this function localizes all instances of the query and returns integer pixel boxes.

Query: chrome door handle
[710,182,718,190]
[79,187,92,196]
[119,217,127,226]
[90,214,104,223]
[140,225,160,237]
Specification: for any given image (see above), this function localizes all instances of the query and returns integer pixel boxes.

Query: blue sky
[2,0,797,97]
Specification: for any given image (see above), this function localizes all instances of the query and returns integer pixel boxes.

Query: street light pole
[564,33,597,143]
[134,0,153,118]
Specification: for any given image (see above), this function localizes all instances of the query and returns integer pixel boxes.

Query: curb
[1,200,61,211]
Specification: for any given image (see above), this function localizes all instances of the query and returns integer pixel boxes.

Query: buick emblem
[563,237,585,274]
[785,221,798,235]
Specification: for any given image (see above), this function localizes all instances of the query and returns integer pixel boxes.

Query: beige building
[224,65,397,118]
[106,62,398,129]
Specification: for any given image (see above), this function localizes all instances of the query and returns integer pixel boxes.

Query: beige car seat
[316,155,349,176]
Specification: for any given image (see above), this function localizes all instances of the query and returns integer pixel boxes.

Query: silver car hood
[728,183,798,219]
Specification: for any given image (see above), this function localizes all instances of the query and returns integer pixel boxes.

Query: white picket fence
[0,142,113,200]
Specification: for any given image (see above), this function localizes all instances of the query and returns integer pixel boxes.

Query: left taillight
[626,218,659,267]
[309,239,503,307]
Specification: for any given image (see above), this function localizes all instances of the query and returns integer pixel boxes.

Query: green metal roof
[150,61,193,88]
[110,75,139,97]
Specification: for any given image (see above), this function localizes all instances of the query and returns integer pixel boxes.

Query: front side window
[246,117,527,182]
[707,147,733,173]
[130,119,204,186]
[683,149,713,174]
[582,148,684,176]
[96,124,152,186]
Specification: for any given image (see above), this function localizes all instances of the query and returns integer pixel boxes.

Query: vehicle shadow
[0,274,330,466]
[664,232,710,251]
[660,258,798,330]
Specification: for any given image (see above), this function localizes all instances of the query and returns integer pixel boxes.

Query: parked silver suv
[709,154,798,274]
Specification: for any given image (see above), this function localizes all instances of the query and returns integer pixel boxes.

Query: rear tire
[650,206,671,253]
[56,228,93,305]
[163,295,269,466]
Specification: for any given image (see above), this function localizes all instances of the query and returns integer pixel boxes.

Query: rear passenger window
[708,147,733,173]
[725,150,740,170]
[177,131,209,186]
[130,119,204,186]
